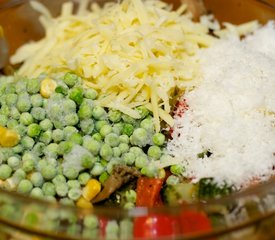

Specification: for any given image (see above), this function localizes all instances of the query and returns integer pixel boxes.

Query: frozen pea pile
[0,73,166,204]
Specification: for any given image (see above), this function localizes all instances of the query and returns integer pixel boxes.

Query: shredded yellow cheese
[11,0,217,131]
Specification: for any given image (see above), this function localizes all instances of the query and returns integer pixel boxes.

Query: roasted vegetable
[198,178,234,200]
[162,182,198,206]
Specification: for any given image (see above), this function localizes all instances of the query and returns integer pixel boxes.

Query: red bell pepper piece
[179,210,212,234]
[133,214,180,239]
[136,177,164,207]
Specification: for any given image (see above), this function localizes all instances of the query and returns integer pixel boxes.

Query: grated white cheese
[167,22,275,188]
[10,0,218,132]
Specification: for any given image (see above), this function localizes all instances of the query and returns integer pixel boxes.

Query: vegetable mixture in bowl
[0,0,275,239]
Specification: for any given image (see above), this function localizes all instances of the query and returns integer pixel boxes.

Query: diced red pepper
[179,210,212,234]
[136,177,164,207]
[133,214,180,239]
[98,217,108,238]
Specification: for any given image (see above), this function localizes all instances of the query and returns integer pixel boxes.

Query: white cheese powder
[167,22,275,188]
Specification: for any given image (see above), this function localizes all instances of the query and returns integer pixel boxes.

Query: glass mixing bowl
[0,0,275,239]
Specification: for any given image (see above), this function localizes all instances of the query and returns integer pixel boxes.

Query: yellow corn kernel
[40,77,57,98]
[0,126,20,147]
[76,196,93,209]
[82,179,101,201]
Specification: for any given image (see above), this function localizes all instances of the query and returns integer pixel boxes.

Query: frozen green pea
[113,147,121,157]
[68,188,82,200]
[17,179,33,194]
[13,169,26,181]
[64,126,78,139]
[27,78,40,94]
[78,172,90,185]
[67,180,81,189]
[130,128,149,147]
[166,175,180,185]
[83,136,101,155]
[120,218,133,239]
[90,163,105,176]
[13,124,27,137]
[0,103,9,115]
[63,168,79,180]
[140,118,154,132]
[7,156,21,170]
[55,182,68,197]
[12,145,23,155]
[22,158,35,173]
[112,122,123,135]
[0,164,12,180]
[30,172,44,187]
[121,123,134,136]
[21,136,35,150]
[119,134,129,144]
[148,146,162,160]
[41,165,57,180]
[55,84,68,95]
[64,113,79,126]
[63,72,79,87]
[37,159,47,171]
[39,130,52,145]
[135,155,148,168]
[92,132,103,142]
[125,190,136,203]
[100,144,113,161]
[44,143,59,158]
[52,174,66,185]
[31,94,43,107]
[99,171,109,184]
[141,164,158,178]
[81,154,95,169]
[129,147,144,157]
[170,164,185,176]
[20,112,33,126]
[9,107,20,120]
[84,88,98,100]
[78,103,93,120]
[5,93,18,107]
[70,133,83,145]
[136,106,149,119]
[31,107,46,121]
[58,141,73,155]
[44,196,57,203]
[63,99,77,112]
[106,221,119,240]
[118,143,129,154]
[104,133,119,147]
[40,119,53,131]
[92,106,106,120]
[15,81,27,94]
[80,119,94,134]
[0,114,8,126]
[84,215,98,229]
[60,198,74,206]
[100,124,112,137]
[7,119,18,129]
[27,123,41,138]
[108,110,121,123]
[122,152,135,165]
[17,93,31,112]
[52,129,64,143]
[42,182,56,196]
[30,187,44,198]
[95,120,108,131]
[69,87,84,105]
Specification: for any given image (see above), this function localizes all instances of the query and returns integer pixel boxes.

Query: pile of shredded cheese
[167,22,275,188]
[11,0,218,132]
